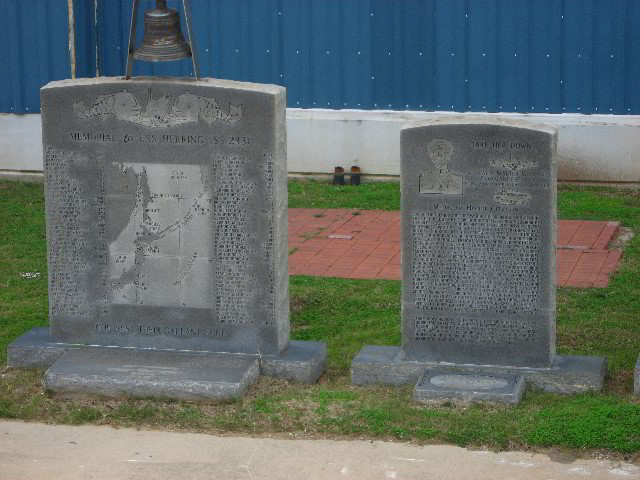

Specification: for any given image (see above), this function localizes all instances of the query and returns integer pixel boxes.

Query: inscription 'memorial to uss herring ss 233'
[402,119,557,368]
[40,77,289,356]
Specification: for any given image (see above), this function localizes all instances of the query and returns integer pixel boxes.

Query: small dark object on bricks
[350,165,361,186]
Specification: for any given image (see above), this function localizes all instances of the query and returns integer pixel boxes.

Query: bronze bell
[133,0,192,62]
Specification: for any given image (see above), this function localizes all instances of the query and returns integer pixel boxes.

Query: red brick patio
[288,209,622,288]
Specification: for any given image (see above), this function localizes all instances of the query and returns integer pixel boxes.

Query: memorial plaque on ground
[351,118,607,397]
[8,77,326,399]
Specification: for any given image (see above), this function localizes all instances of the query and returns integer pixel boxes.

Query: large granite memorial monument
[8,77,326,400]
[351,118,607,403]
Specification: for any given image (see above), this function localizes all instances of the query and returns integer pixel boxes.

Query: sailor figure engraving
[419,138,463,195]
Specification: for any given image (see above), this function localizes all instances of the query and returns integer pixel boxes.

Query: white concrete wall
[2,110,639,183]
[0,114,43,171]
[287,109,640,183]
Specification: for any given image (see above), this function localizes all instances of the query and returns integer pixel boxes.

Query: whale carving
[74,90,242,127]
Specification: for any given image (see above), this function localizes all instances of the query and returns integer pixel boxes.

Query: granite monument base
[351,346,607,395]
[8,328,327,401]
[413,371,525,405]
[47,349,260,401]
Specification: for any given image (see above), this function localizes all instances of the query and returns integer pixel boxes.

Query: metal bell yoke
[125,0,200,80]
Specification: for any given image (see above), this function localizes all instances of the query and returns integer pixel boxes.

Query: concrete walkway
[0,421,637,480]
[288,208,622,287]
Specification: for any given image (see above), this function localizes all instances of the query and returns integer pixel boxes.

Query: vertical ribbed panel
[627,0,640,113]
[0,0,71,113]
[1,0,640,114]
[73,0,98,79]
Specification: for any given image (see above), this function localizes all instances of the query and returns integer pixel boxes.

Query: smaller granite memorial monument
[7,75,327,401]
[351,117,607,404]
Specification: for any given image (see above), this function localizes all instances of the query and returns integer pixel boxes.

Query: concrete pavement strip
[0,420,637,479]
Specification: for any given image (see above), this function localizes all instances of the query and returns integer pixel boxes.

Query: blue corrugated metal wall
[0,0,71,113]
[2,0,640,114]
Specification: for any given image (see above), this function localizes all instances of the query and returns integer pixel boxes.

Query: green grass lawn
[1,179,639,456]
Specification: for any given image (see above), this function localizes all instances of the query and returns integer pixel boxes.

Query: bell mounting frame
[125,0,201,80]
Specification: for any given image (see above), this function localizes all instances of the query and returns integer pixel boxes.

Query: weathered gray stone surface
[413,370,525,405]
[41,77,289,356]
[10,327,326,389]
[351,118,607,396]
[45,348,260,401]
[261,340,328,384]
[401,119,557,367]
[11,326,327,385]
[351,345,607,394]
[7,327,66,368]
[8,76,327,399]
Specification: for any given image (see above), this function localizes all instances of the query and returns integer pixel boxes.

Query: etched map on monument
[107,162,214,309]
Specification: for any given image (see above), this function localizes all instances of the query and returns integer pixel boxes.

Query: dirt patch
[604,370,637,396]
[610,227,634,250]
[290,292,321,315]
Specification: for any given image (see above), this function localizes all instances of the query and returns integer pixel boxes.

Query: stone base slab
[8,328,327,400]
[46,348,260,401]
[413,370,525,405]
[260,340,327,384]
[351,346,607,394]
[7,327,67,368]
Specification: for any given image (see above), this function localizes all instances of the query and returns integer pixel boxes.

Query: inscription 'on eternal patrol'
[401,121,557,367]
